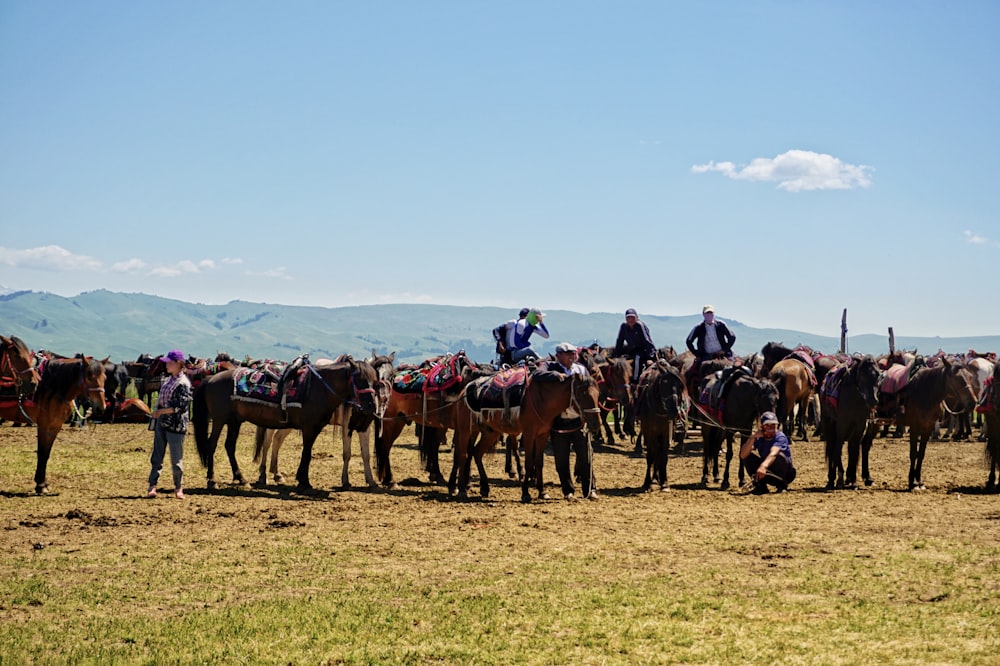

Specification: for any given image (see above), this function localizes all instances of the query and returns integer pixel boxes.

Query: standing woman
[147,349,192,499]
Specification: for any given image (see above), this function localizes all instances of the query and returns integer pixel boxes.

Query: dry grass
[1,421,999,664]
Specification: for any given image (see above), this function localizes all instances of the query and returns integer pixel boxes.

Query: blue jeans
[511,347,540,363]
[148,421,185,489]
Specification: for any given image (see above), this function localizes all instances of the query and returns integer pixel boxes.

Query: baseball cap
[625,308,637,317]
[160,349,185,363]
[760,411,779,425]
[530,307,546,318]
[702,305,715,314]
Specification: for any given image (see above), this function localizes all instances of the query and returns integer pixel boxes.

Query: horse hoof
[825,483,835,491]
[660,486,671,492]
[253,479,267,488]
[540,492,551,501]
[720,481,730,491]
[207,480,218,490]
[864,478,874,487]
[35,484,48,495]
[521,494,532,504]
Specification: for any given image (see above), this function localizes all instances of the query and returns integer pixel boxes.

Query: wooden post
[888,327,895,356]
[840,309,847,355]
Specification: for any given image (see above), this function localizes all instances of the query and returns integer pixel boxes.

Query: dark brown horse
[820,355,881,489]
[981,362,1000,491]
[125,354,165,407]
[0,335,40,425]
[634,361,687,492]
[32,355,108,494]
[520,372,602,503]
[193,357,378,491]
[879,357,978,490]
[698,370,779,490]
[252,352,395,488]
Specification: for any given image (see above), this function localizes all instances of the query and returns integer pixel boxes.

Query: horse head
[570,372,602,434]
[849,354,881,410]
[647,361,686,418]
[753,377,780,416]
[1,334,41,389]
[944,360,978,413]
[349,357,379,416]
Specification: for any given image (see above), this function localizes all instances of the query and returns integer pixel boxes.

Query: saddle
[820,363,848,408]
[393,353,468,395]
[465,367,527,413]
[879,358,925,396]
[699,366,751,411]
[233,361,310,407]
[976,376,995,414]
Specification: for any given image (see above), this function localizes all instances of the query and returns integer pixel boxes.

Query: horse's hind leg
[861,428,875,486]
[223,424,248,486]
[340,426,353,488]
[270,430,287,484]
[254,429,272,486]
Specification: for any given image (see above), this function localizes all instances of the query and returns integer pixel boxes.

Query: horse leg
[657,429,671,491]
[223,424,247,486]
[474,435,493,499]
[721,433,735,490]
[908,432,928,491]
[861,427,875,486]
[504,434,522,480]
[254,428,271,486]
[340,424,353,488]
[270,430,286,484]
[204,419,229,490]
[357,426,378,489]
[34,425,60,495]
[797,399,810,442]
[294,425,324,492]
[845,434,860,489]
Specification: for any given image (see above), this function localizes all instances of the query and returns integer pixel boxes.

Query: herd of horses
[2,333,999,500]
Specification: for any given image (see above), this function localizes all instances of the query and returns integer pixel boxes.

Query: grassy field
[1,421,999,665]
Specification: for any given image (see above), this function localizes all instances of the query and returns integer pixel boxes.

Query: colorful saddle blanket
[976,376,995,414]
[393,353,468,395]
[465,367,527,412]
[233,362,309,405]
[788,349,815,370]
[820,362,848,408]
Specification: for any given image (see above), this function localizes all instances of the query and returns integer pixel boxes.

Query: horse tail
[253,426,267,465]
[772,369,789,421]
[374,419,388,483]
[192,381,212,467]
[417,424,438,465]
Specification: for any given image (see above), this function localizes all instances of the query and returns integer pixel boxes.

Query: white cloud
[375,292,433,304]
[221,257,243,265]
[0,245,227,278]
[246,266,293,280]
[692,149,873,192]
[964,230,1000,247]
[0,245,102,272]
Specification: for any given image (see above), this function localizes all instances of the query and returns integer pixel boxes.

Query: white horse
[968,355,995,440]
[253,352,395,488]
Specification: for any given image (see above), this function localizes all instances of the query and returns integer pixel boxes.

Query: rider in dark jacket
[686,305,735,363]
[614,308,656,383]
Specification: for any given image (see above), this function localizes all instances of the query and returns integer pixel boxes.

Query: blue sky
[1,1,997,339]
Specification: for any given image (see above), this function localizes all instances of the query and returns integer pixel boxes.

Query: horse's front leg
[340,425,353,488]
[295,427,323,493]
[722,434,735,490]
[861,429,874,486]
[357,427,378,489]
[270,432,285,485]
[908,432,926,491]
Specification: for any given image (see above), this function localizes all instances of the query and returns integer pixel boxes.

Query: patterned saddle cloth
[233,361,309,406]
[465,367,527,412]
[977,376,995,414]
[393,353,468,395]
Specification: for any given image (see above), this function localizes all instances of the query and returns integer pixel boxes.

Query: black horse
[982,362,1000,491]
[699,370,779,490]
[635,360,687,492]
[820,355,881,490]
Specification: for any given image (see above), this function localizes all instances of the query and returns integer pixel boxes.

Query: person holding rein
[739,411,797,494]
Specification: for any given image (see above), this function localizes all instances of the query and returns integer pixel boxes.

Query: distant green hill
[1,289,996,365]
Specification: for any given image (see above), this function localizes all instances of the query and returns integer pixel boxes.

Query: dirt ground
[2,419,1000,663]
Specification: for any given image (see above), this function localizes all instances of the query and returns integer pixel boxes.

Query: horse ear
[100,356,110,364]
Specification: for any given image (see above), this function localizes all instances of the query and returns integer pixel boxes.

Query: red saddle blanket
[976,376,995,414]
[465,367,527,412]
[393,354,468,395]
[879,363,914,395]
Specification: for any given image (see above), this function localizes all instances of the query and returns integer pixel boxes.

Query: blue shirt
[751,430,793,464]
[510,318,550,350]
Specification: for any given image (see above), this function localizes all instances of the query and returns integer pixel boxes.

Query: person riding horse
[493,308,529,366]
[495,307,549,364]
[614,308,656,385]
[685,305,736,384]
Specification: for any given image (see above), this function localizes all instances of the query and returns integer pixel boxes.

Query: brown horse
[634,360,687,492]
[0,335,40,425]
[374,352,490,489]
[879,357,978,490]
[769,357,816,441]
[192,357,378,491]
[982,362,1000,491]
[520,372,602,503]
[125,354,165,407]
[32,355,108,494]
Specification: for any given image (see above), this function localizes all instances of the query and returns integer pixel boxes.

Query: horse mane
[37,356,102,402]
